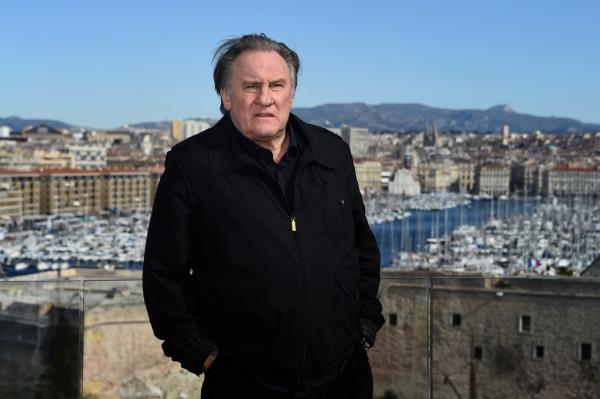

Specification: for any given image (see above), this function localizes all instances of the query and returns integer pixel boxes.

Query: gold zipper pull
[291,216,297,232]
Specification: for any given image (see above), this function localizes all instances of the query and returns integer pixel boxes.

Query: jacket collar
[288,113,336,170]
[209,113,335,176]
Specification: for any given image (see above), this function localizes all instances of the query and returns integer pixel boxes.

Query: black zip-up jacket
[143,113,384,387]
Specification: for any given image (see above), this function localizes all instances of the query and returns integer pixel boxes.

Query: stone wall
[83,286,202,399]
[370,276,600,399]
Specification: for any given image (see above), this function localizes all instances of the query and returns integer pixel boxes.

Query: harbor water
[372,198,541,267]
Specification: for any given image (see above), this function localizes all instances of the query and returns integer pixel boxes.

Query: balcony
[1,273,599,398]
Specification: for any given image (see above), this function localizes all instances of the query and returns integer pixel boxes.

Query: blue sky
[1,0,599,128]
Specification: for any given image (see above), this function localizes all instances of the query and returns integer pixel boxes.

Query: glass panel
[82,280,201,399]
[0,279,82,398]
[372,276,429,398]
[432,277,600,398]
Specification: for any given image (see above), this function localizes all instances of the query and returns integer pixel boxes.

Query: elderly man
[143,33,384,398]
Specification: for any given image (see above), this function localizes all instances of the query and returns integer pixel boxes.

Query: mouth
[254,113,276,118]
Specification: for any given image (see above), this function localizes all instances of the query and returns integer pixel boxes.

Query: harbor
[371,195,600,276]
[1,194,599,278]
[0,212,148,277]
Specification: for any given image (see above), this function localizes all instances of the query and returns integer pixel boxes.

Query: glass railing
[1,275,599,398]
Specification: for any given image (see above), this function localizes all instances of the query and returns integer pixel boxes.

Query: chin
[251,125,285,138]
[250,130,282,140]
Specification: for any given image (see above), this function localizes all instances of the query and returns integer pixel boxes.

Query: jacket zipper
[250,155,308,375]
[291,215,297,232]
[290,213,308,369]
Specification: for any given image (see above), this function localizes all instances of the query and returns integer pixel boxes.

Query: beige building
[102,169,152,212]
[455,160,477,193]
[0,177,22,222]
[0,167,158,219]
[149,167,164,204]
[417,161,459,193]
[354,160,382,192]
[39,169,103,215]
[85,130,132,145]
[171,120,184,142]
[479,163,510,196]
[31,149,71,168]
[0,170,42,217]
[546,165,600,196]
[341,126,372,157]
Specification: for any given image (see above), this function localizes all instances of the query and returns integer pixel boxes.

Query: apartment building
[455,160,477,193]
[341,126,372,157]
[546,165,600,196]
[0,170,42,217]
[479,163,510,196]
[101,169,152,212]
[354,160,382,192]
[417,160,459,193]
[171,119,211,142]
[0,177,22,222]
[65,145,107,169]
[39,169,103,215]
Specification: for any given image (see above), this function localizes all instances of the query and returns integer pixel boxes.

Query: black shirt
[233,122,300,207]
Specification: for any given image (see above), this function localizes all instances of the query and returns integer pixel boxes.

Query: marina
[0,212,149,277]
[372,195,600,276]
[1,194,599,278]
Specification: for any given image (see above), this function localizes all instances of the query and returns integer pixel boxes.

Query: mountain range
[0,116,73,131]
[2,103,599,133]
[292,103,600,133]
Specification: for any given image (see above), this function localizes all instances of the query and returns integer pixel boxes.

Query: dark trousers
[201,345,373,399]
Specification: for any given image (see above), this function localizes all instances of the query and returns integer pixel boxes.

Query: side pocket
[334,268,360,350]
[334,268,360,304]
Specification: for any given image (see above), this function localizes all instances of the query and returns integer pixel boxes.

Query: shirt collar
[233,118,300,161]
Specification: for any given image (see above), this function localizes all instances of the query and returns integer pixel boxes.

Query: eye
[244,84,258,92]
[270,82,285,90]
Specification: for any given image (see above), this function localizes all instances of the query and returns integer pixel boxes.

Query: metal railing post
[427,277,433,399]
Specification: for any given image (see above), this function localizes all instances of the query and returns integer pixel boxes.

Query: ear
[220,88,231,111]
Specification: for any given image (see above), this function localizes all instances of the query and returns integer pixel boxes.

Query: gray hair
[213,33,300,114]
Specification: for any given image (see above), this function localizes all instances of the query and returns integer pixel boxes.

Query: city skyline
[1,0,599,128]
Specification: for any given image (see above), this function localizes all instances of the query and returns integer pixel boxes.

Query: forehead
[231,50,290,81]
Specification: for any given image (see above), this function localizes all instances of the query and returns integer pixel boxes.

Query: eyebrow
[241,78,288,85]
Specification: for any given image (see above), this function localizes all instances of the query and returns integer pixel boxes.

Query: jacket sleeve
[143,150,217,375]
[342,144,385,340]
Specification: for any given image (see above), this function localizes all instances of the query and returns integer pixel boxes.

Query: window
[581,343,592,361]
[473,346,483,360]
[451,313,462,327]
[534,345,544,359]
[389,313,397,326]
[520,315,531,332]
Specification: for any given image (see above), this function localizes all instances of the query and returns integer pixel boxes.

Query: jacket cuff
[360,318,377,348]
[161,323,218,375]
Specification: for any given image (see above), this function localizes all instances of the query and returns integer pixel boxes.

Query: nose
[256,86,273,107]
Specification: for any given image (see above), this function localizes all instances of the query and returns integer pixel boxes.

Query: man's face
[220,50,294,144]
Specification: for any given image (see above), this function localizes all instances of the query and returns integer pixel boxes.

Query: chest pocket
[320,184,354,240]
